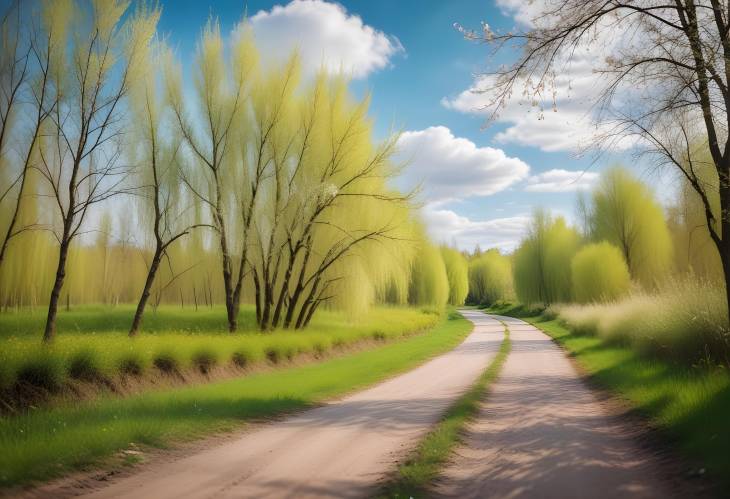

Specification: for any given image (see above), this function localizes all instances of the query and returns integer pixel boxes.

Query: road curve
[433,314,686,499]
[73,310,502,499]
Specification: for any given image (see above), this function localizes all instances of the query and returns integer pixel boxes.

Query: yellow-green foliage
[571,242,630,303]
[667,147,722,281]
[589,166,672,288]
[513,211,579,306]
[468,250,513,305]
[408,237,449,309]
[440,247,468,306]
[0,306,439,394]
[554,279,728,366]
[0,8,420,328]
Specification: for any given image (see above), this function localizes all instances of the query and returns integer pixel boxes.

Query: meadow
[0,310,470,487]
[0,305,440,410]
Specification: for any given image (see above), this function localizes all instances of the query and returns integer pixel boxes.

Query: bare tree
[461,0,730,319]
[36,3,158,341]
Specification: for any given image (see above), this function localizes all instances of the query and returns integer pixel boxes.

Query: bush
[570,242,630,303]
[153,351,181,373]
[68,349,103,381]
[16,352,66,392]
[192,348,218,374]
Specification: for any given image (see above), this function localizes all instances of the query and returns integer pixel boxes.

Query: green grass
[0,306,439,397]
[0,310,472,488]
[379,322,511,498]
[491,306,730,489]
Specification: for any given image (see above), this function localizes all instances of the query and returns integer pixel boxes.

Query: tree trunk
[43,238,71,342]
[129,249,162,337]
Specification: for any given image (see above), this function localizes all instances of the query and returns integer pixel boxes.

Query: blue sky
[156,1,632,250]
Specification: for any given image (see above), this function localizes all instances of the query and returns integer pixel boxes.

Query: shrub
[571,242,630,303]
[192,348,218,374]
[68,349,103,381]
[153,351,181,373]
[16,352,66,392]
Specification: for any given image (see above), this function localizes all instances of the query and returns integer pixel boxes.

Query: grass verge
[492,306,730,490]
[0,310,471,488]
[0,306,438,408]
[379,322,511,498]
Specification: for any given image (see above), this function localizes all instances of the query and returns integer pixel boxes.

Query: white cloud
[422,204,528,252]
[249,0,403,79]
[395,126,529,204]
[525,168,598,192]
[444,4,639,153]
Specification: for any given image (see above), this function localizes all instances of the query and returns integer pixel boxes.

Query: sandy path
[72,310,502,499]
[433,314,685,499]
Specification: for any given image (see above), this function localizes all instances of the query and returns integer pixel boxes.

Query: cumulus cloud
[524,168,598,192]
[422,204,528,251]
[249,0,403,79]
[395,126,529,204]
[444,3,639,153]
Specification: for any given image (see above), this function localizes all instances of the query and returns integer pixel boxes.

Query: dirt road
[433,314,686,499]
[72,310,502,499]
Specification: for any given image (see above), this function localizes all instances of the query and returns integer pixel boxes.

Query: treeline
[0,1,458,339]
[465,164,721,307]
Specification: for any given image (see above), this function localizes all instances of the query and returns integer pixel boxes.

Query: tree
[462,0,730,319]
[467,249,513,306]
[166,19,258,332]
[128,42,205,336]
[589,166,672,287]
[409,239,449,308]
[251,73,412,329]
[571,242,631,303]
[513,210,579,306]
[441,246,469,305]
[36,1,158,341]
[0,0,53,273]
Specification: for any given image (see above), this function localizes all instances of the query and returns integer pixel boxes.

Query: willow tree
[36,1,158,341]
[589,167,672,288]
[408,237,449,309]
[165,20,258,332]
[441,246,468,306]
[468,249,513,306]
[127,40,208,336]
[249,71,413,329]
[668,147,722,280]
[513,210,579,306]
[0,0,59,273]
[462,0,730,319]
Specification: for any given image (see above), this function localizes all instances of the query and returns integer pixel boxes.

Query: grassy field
[380,322,511,498]
[0,305,439,399]
[0,309,471,488]
[488,303,730,488]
